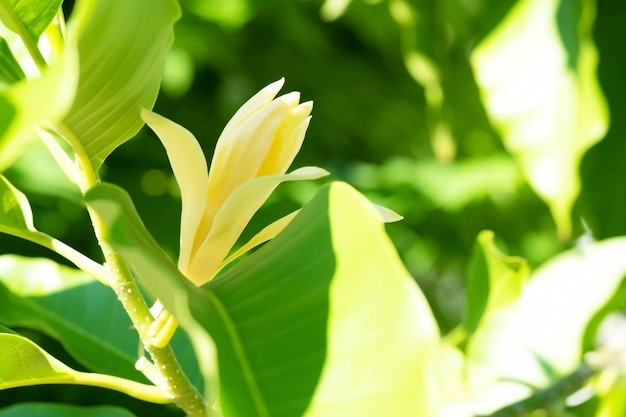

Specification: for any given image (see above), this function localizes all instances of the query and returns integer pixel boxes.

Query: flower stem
[10,229,109,285]
[92,227,207,416]
[57,120,208,416]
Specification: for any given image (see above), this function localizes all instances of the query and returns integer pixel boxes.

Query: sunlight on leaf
[0,174,35,233]
[0,37,77,170]
[471,0,608,238]
[0,0,62,42]
[465,237,626,415]
[463,230,529,335]
[0,254,202,388]
[0,330,168,404]
[63,0,180,170]
[85,181,444,417]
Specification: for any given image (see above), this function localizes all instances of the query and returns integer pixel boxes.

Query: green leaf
[596,377,626,417]
[0,255,142,381]
[471,0,608,238]
[0,37,78,171]
[0,174,34,233]
[85,181,442,417]
[465,237,626,414]
[0,403,137,417]
[0,328,168,403]
[0,0,62,42]
[463,230,529,335]
[0,255,202,389]
[0,37,25,84]
[63,0,180,170]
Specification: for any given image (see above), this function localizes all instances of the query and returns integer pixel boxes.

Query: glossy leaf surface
[0,0,62,41]
[0,328,166,403]
[63,0,180,170]
[471,0,608,237]
[85,181,441,417]
[0,255,201,389]
[0,38,77,170]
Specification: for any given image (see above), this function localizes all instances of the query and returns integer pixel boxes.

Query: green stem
[10,229,109,285]
[59,124,207,415]
[8,4,207,410]
[0,0,47,72]
[67,372,171,404]
[55,123,99,190]
[476,363,596,417]
[93,226,207,416]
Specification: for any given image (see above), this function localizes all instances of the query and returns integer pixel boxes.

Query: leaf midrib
[206,289,270,417]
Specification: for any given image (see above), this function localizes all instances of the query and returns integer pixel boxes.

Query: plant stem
[70,371,172,404]
[57,124,207,415]
[93,227,207,416]
[11,229,109,285]
[6,0,207,411]
[0,0,47,72]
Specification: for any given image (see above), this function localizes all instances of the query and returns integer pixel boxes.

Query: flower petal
[222,78,285,132]
[218,210,300,274]
[141,109,209,271]
[208,97,294,203]
[200,93,312,239]
[187,166,329,285]
[256,112,312,177]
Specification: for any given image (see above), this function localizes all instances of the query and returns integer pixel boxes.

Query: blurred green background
[2,0,626,368]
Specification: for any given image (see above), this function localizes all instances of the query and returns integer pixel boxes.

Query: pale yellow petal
[140,109,209,271]
[208,98,291,200]
[256,113,311,177]
[186,166,330,285]
[218,210,300,272]
[222,78,285,132]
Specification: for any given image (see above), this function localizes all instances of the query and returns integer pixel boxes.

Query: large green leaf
[85,181,442,417]
[0,255,143,382]
[0,0,62,42]
[471,0,608,238]
[0,255,203,390]
[0,403,137,417]
[463,230,529,335]
[465,237,626,414]
[63,0,180,170]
